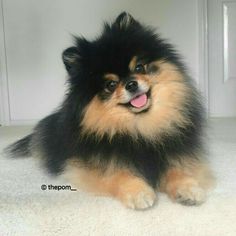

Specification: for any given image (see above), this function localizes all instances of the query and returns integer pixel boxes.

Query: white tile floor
[0,118,236,236]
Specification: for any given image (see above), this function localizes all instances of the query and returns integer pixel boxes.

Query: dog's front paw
[123,188,156,210]
[117,180,156,210]
[175,185,206,206]
[160,168,208,206]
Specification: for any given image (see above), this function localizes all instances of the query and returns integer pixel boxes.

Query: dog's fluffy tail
[5,134,33,158]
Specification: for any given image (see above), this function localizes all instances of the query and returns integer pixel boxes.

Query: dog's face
[97,57,159,114]
[63,13,191,140]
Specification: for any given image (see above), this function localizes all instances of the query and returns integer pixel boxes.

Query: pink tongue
[130,94,147,108]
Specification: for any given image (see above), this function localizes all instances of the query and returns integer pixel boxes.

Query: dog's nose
[125,81,138,93]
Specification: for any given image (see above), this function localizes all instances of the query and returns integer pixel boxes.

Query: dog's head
[62,12,192,140]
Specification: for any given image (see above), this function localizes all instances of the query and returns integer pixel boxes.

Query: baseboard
[7,119,39,126]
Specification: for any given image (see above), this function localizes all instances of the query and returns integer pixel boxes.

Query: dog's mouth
[130,93,148,108]
[122,90,151,113]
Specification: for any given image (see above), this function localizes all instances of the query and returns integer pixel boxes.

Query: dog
[6,12,213,210]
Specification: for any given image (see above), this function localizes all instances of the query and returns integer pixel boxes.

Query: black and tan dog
[6,12,214,210]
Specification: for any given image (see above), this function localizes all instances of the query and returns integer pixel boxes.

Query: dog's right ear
[62,47,80,74]
[114,12,139,30]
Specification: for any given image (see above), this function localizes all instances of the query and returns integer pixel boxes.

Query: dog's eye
[105,80,118,92]
[134,64,145,74]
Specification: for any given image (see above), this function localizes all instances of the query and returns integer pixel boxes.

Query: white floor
[0,118,236,236]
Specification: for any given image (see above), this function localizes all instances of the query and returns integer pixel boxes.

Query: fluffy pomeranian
[6,12,213,210]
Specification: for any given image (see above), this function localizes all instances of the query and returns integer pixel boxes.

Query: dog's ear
[62,47,80,74]
[114,12,139,29]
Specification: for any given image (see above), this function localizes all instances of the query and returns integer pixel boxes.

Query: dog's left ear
[62,47,80,74]
[114,12,139,29]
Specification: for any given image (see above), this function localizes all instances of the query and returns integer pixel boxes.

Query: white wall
[0,0,202,125]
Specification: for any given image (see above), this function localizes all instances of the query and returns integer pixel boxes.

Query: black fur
[6,12,205,188]
[5,134,32,157]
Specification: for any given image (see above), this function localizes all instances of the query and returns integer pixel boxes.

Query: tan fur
[80,95,133,138]
[160,157,215,203]
[129,56,137,71]
[115,83,126,98]
[81,61,192,140]
[64,159,156,209]
[64,159,114,195]
[104,73,119,81]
